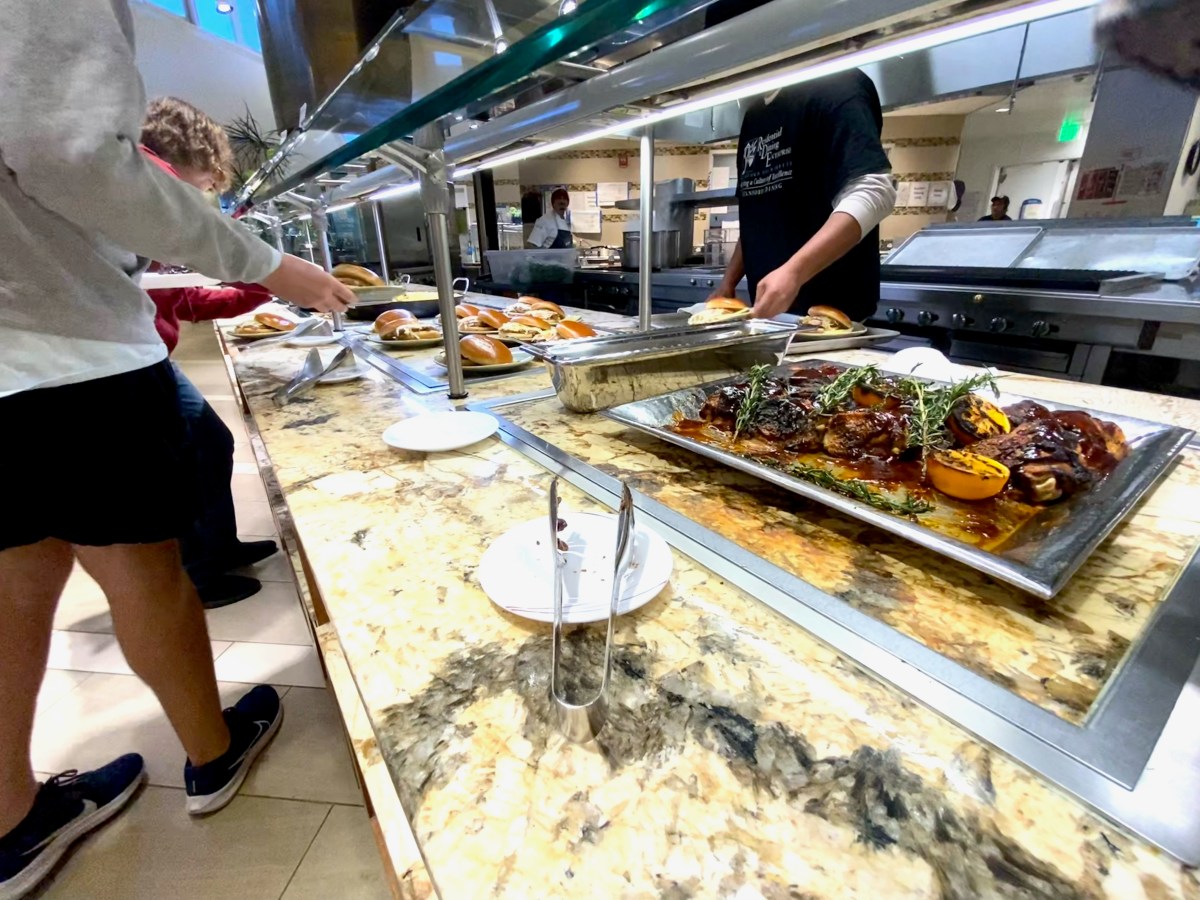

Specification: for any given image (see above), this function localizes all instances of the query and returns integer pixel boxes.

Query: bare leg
[0,539,73,836]
[74,541,230,766]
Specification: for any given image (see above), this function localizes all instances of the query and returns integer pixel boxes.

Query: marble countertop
[223,323,1199,898]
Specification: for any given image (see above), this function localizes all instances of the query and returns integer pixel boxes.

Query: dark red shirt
[141,147,272,352]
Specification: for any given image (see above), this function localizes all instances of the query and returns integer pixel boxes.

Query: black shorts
[0,360,194,552]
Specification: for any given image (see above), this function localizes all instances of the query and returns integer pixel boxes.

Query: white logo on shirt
[741,126,793,198]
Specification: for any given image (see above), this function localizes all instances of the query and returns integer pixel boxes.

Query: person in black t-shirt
[979,195,1013,221]
[713,70,896,322]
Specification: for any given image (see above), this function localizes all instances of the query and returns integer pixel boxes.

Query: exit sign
[1058,114,1083,143]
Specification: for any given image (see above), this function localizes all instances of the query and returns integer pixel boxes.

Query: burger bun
[806,305,853,330]
[460,335,512,366]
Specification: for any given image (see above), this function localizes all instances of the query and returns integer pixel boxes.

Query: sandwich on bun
[233,312,298,336]
[525,299,565,323]
[503,295,543,317]
[331,263,384,287]
[688,297,751,325]
[553,320,598,341]
[498,315,554,342]
[459,334,512,366]
[455,303,480,319]
[385,323,442,342]
[800,305,853,331]
[459,308,509,333]
[373,309,417,335]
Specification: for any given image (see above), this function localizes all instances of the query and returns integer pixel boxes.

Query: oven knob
[689,278,697,286]
[989,316,1012,333]
[622,287,632,296]
[917,310,939,326]
[706,279,715,288]
[885,307,905,323]
[1031,320,1053,337]
[951,313,974,328]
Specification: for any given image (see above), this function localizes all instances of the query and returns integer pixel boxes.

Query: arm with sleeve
[0,0,280,285]
[527,216,556,248]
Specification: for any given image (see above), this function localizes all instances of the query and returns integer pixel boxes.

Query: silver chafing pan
[603,360,1194,597]
[522,320,797,413]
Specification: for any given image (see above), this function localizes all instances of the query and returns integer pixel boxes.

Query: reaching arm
[712,239,745,299]
[171,284,274,323]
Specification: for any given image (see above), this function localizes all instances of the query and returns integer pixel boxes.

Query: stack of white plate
[478,512,673,624]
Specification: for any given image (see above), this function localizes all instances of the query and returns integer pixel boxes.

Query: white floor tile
[242,687,363,806]
[214,642,327,688]
[233,548,293,583]
[47,631,229,676]
[231,471,269,503]
[281,806,391,900]
[205,580,312,646]
[36,786,330,900]
[233,441,258,465]
[233,461,261,475]
[37,670,92,713]
[52,564,113,634]
[236,498,277,535]
[30,674,273,788]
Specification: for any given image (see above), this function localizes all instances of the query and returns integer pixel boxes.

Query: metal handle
[452,276,470,294]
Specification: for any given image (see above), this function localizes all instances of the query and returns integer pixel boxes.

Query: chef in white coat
[527,188,574,249]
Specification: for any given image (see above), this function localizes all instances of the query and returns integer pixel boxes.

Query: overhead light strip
[453,0,1099,178]
[366,182,421,202]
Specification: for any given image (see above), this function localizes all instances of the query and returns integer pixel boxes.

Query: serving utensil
[273,348,326,407]
[548,477,635,742]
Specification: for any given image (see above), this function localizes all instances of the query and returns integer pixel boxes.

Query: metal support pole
[267,202,285,254]
[417,124,467,399]
[371,202,390,282]
[638,126,654,332]
[313,207,344,332]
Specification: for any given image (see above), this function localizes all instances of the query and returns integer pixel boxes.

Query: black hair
[990,195,1010,207]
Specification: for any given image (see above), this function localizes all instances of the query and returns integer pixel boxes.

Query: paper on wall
[908,182,930,206]
[927,182,950,208]
[895,181,914,207]
[596,182,628,206]
[568,190,598,211]
[570,210,602,233]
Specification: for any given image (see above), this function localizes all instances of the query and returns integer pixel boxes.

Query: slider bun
[705,297,747,312]
[807,305,852,329]
[511,315,551,329]
[460,334,512,366]
[555,320,597,340]
[374,309,417,333]
[528,299,564,315]
[254,312,296,332]
[477,308,510,330]
[331,263,384,287]
[455,303,480,318]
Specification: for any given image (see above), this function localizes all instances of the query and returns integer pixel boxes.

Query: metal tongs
[272,346,351,407]
[548,476,635,743]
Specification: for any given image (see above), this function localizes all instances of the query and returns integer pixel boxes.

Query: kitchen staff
[527,188,574,249]
[713,69,896,322]
[979,195,1013,221]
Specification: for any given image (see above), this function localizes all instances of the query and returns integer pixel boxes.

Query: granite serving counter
[218,314,1200,899]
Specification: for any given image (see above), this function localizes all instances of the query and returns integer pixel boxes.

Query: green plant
[733,364,774,439]
[225,105,290,196]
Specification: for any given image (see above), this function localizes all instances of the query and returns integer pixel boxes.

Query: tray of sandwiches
[603,360,1193,597]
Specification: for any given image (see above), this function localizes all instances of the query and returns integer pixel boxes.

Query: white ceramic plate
[478,512,673,624]
[382,411,499,452]
[365,333,444,349]
[432,350,534,375]
[318,363,364,384]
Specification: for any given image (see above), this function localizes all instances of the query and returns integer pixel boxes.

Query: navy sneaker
[0,754,145,900]
[184,685,282,815]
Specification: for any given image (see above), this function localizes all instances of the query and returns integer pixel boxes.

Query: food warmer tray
[603,360,1193,597]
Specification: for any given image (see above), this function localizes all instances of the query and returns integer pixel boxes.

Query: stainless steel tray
[524,320,797,413]
[603,360,1194,597]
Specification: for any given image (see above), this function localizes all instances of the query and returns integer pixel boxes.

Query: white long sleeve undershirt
[831,173,897,240]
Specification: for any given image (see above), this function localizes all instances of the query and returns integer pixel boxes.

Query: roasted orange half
[928,450,1010,501]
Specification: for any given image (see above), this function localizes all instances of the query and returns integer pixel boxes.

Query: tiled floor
[27,324,392,900]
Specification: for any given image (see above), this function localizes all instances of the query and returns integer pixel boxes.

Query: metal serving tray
[523,320,797,413]
[603,360,1193,597]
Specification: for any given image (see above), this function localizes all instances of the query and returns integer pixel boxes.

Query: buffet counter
[218,308,1200,898]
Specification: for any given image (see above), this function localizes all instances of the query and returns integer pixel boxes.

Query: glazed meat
[823,409,908,459]
[972,420,1094,503]
[1002,400,1052,427]
[754,397,824,450]
[698,384,747,430]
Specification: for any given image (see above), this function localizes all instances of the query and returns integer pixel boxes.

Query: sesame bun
[460,334,512,366]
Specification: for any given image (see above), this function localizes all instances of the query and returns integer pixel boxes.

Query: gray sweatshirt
[0,0,281,395]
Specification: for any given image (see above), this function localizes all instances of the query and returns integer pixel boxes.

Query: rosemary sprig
[733,364,774,439]
[763,460,933,516]
[815,364,882,411]
[898,371,1000,453]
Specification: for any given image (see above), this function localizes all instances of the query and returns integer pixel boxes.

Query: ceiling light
[458,0,1099,173]
[325,201,357,214]
[559,0,578,14]
[367,183,421,202]
[455,115,464,121]
[216,1,234,12]
[995,106,1011,113]
[469,122,480,129]
[494,37,509,54]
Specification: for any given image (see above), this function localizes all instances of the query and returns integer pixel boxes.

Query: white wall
[954,76,1095,221]
[130,1,276,129]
